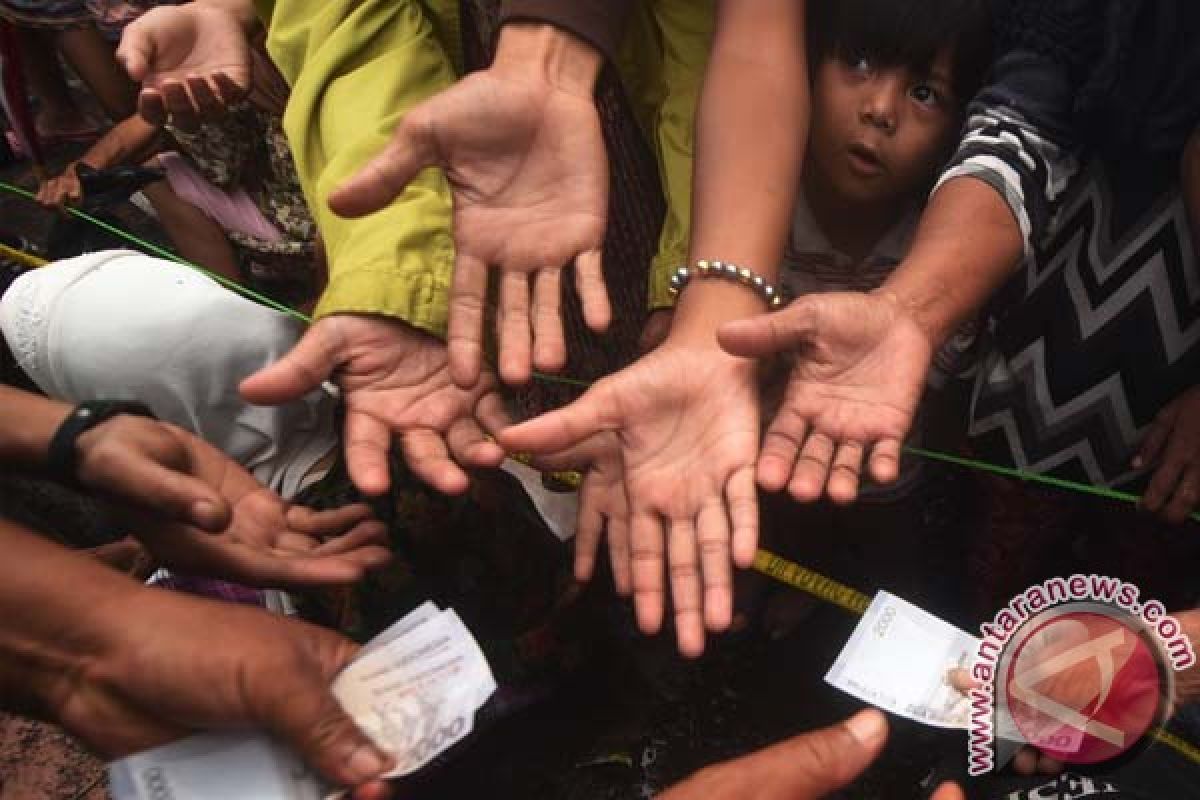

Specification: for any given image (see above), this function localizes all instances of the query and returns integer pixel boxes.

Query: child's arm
[669,0,809,344]
[35,115,165,209]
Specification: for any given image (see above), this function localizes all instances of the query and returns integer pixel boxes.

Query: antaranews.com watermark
[967,574,1196,775]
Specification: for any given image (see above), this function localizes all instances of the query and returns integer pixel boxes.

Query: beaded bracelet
[668,260,786,310]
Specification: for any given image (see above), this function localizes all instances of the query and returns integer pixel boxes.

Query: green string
[0,179,311,324]
[3,178,1195,523]
[901,445,1197,519]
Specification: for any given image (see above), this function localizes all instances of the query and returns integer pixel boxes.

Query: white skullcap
[0,251,336,498]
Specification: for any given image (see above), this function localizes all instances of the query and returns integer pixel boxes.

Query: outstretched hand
[661,709,964,800]
[76,415,391,588]
[501,344,760,657]
[329,61,610,388]
[719,291,932,504]
[117,3,253,129]
[240,314,508,497]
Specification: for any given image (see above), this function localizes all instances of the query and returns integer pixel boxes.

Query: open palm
[501,345,760,657]
[330,69,610,387]
[721,291,932,504]
[117,4,252,127]
[110,423,391,588]
[240,315,508,497]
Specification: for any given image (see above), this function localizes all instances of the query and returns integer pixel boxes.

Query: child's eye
[909,84,941,107]
[851,56,873,74]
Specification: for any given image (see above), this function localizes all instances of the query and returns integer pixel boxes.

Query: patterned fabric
[936,105,1078,261]
[0,0,90,28]
[941,1,1200,259]
[166,104,317,293]
[84,0,180,39]
[968,157,1200,490]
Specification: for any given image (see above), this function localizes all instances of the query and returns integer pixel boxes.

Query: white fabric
[0,250,336,499]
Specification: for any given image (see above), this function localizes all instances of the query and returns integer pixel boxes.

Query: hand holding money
[826,591,980,729]
[112,603,497,799]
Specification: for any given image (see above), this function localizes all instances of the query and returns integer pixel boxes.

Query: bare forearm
[0,519,139,720]
[79,115,164,170]
[879,176,1023,348]
[673,0,808,341]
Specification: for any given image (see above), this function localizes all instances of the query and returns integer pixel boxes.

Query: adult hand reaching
[719,290,933,504]
[76,414,391,588]
[661,709,964,800]
[58,590,394,797]
[501,344,761,658]
[240,314,508,497]
[4,519,392,798]
[116,2,254,129]
[329,24,610,388]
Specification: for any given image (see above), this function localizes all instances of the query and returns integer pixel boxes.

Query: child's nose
[858,78,902,133]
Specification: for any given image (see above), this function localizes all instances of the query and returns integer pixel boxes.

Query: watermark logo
[966,576,1195,776]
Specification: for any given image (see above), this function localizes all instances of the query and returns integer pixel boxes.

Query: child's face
[807,48,961,207]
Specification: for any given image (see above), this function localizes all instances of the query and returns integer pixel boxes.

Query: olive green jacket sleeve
[257,0,461,335]
[617,0,713,311]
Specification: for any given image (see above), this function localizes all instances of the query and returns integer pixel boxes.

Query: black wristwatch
[46,400,156,488]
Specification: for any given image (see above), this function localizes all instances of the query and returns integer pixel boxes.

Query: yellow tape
[0,242,48,269]
[510,453,583,490]
[1149,726,1200,766]
[751,549,872,615]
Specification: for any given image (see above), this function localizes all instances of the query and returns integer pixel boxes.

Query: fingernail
[845,709,887,745]
[346,743,390,782]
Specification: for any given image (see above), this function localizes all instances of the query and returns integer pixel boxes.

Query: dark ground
[2,134,1199,800]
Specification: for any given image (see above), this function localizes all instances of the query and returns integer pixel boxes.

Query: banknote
[333,609,497,777]
[109,731,326,800]
[825,591,979,729]
[355,601,439,660]
[110,603,496,800]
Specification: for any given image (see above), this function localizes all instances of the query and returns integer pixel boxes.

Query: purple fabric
[150,572,267,608]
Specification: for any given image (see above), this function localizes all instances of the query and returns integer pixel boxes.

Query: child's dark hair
[807,0,993,107]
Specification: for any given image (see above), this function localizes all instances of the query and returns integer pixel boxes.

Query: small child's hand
[117,3,253,129]
[35,163,84,211]
[1134,386,1200,525]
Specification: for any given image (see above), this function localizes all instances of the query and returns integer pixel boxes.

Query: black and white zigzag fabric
[968,159,1200,490]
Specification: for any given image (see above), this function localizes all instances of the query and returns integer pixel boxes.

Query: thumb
[258,629,394,788]
[270,680,393,789]
[766,709,888,796]
[240,322,338,406]
[931,783,966,800]
[328,112,438,218]
[115,29,154,81]
[498,384,619,455]
[113,458,231,532]
[717,303,819,359]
